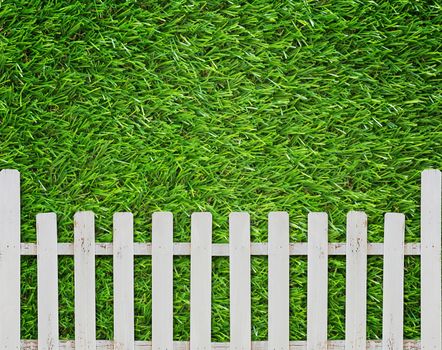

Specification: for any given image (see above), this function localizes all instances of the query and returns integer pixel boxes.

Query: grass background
[1,0,440,342]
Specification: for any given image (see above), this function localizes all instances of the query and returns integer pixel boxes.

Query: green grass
[1,0,441,342]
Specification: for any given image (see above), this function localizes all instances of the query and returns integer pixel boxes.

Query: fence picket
[382,213,405,350]
[421,169,441,349]
[152,212,174,350]
[230,212,251,350]
[37,213,59,350]
[74,211,96,350]
[345,211,367,350]
[190,212,212,350]
[114,212,135,350]
[0,169,20,350]
[307,212,328,350]
[268,212,290,350]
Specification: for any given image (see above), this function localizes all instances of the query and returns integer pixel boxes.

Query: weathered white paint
[382,213,405,350]
[114,212,135,350]
[20,339,423,349]
[307,212,328,350]
[74,211,96,350]
[345,211,367,350]
[19,242,422,256]
[268,212,290,350]
[190,212,212,350]
[0,169,20,350]
[230,212,251,350]
[420,169,441,350]
[152,212,174,350]
[37,213,59,350]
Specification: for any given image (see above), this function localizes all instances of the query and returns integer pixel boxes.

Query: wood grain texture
[307,212,328,350]
[113,212,135,350]
[152,212,174,350]
[37,213,59,350]
[0,169,21,350]
[230,212,251,350]
[20,339,423,349]
[190,212,212,350]
[345,211,367,350]
[420,169,441,350]
[382,213,405,350]
[19,242,422,256]
[268,212,290,350]
[74,211,96,350]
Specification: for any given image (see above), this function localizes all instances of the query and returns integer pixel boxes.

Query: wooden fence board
[74,211,96,350]
[345,211,367,350]
[37,213,59,350]
[0,169,21,350]
[382,213,405,350]
[268,212,290,350]
[20,339,423,349]
[420,169,441,349]
[152,212,174,350]
[230,213,251,350]
[190,212,212,350]
[18,242,422,256]
[114,212,135,350]
[307,212,328,350]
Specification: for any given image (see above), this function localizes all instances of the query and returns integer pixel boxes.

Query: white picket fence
[0,169,441,350]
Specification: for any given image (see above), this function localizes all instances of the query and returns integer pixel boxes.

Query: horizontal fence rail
[19,339,423,349]
[19,241,423,256]
[0,168,441,350]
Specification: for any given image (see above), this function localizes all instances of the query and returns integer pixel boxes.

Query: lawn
[0,0,441,342]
